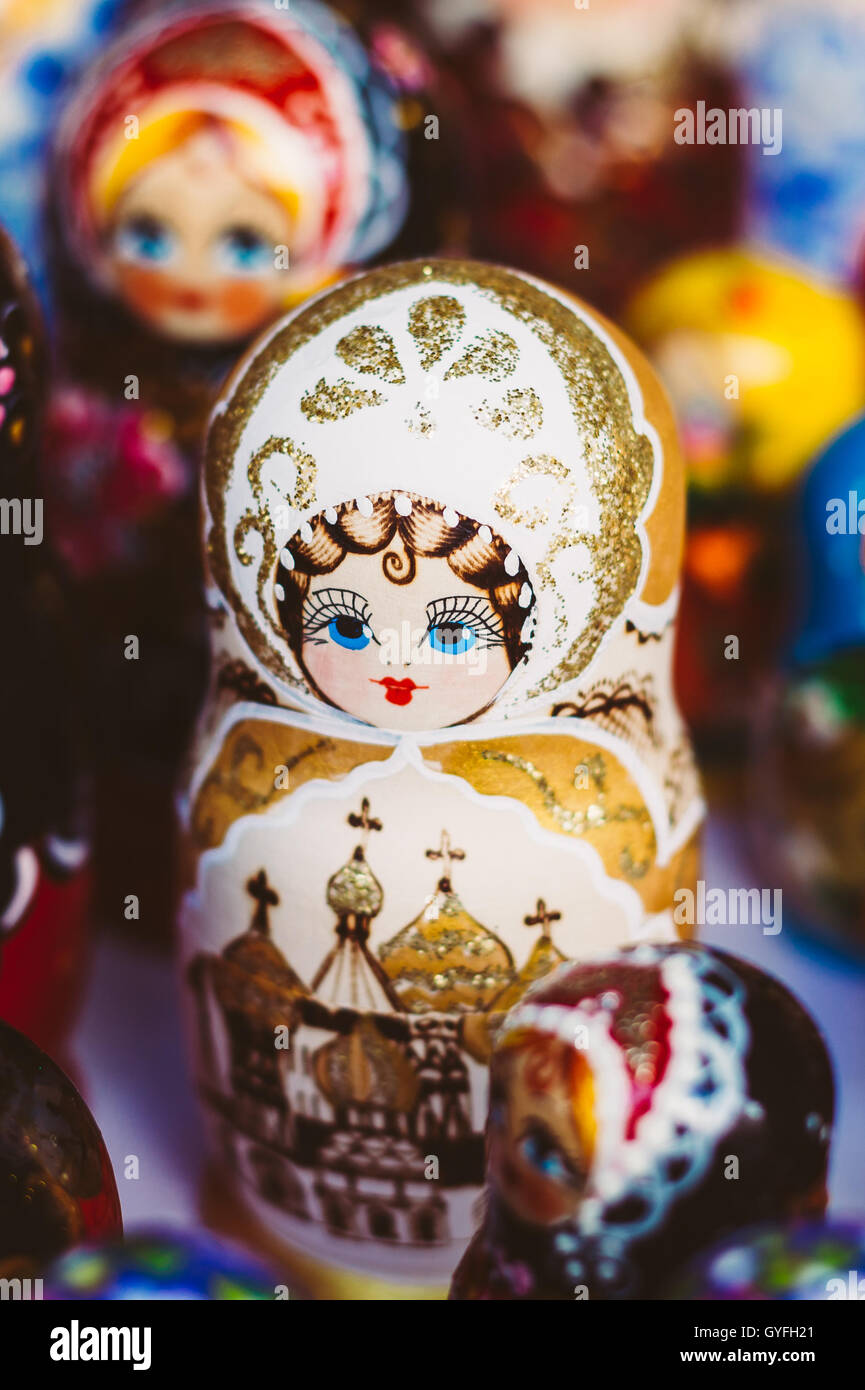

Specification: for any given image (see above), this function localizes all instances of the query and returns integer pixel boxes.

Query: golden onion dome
[326,845,383,919]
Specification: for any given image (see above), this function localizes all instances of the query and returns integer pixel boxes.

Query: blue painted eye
[215,226,271,274]
[428,623,476,656]
[520,1133,571,1184]
[328,616,372,650]
[115,215,176,265]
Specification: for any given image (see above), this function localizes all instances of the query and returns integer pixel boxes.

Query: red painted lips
[370,677,429,706]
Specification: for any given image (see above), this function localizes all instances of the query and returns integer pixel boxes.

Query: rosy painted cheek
[114,264,178,318]
[304,644,376,702]
[217,279,278,336]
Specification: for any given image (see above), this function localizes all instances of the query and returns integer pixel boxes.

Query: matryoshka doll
[0,226,89,1057]
[0,1020,121,1278]
[52,0,409,452]
[450,944,834,1300]
[626,248,865,765]
[178,258,703,1297]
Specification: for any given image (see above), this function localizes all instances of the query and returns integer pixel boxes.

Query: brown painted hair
[275,491,534,669]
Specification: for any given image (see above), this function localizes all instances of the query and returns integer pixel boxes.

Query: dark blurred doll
[413,0,741,317]
[0,226,89,1055]
[451,943,833,1300]
[0,1020,121,1278]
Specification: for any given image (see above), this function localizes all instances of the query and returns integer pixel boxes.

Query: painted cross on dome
[524,898,561,941]
[348,796,383,847]
[425,830,465,885]
[246,869,279,934]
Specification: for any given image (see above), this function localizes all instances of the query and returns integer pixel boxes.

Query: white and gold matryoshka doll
[178,259,703,1297]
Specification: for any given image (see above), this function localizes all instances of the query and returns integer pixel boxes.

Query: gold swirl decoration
[190,721,393,851]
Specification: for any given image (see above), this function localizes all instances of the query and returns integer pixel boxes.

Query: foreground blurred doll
[451,943,834,1300]
[627,248,865,766]
[0,1020,121,1277]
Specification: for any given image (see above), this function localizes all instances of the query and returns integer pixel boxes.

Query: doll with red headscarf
[50,0,409,456]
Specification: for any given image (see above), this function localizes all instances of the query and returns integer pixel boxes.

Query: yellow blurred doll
[627,248,865,494]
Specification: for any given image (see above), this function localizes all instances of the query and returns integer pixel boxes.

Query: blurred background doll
[721,0,865,288]
[0,224,89,1059]
[627,247,865,777]
[410,0,741,318]
[0,0,131,309]
[749,416,865,955]
[667,1218,865,1301]
[51,0,412,450]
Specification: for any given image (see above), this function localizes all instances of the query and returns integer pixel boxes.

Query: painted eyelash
[302,588,376,643]
[426,595,506,646]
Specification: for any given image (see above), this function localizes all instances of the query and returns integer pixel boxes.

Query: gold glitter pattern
[190,722,393,850]
[492,454,570,529]
[379,882,515,1014]
[407,295,465,368]
[478,748,654,879]
[474,388,543,439]
[407,402,434,436]
[205,260,655,693]
[248,436,317,511]
[443,329,519,382]
[326,855,383,917]
[336,324,405,383]
[300,377,384,422]
[423,733,657,884]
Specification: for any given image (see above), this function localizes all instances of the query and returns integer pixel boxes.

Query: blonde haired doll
[56,0,408,345]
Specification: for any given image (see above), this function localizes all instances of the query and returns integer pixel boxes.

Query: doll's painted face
[488,1036,594,1226]
[275,496,535,731]
[299,550,512,730]
[107,128,294,343]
